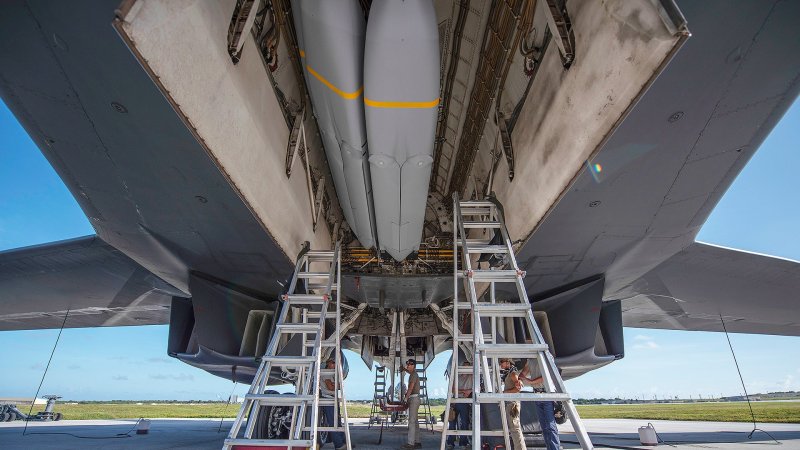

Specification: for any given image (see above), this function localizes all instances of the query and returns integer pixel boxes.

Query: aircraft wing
[0,236,181,331]
[618,242,800,336]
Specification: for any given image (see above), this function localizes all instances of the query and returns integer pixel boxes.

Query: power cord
[23,308,70,436]
[647,422,676,447]
[218,381,239,432]
[25,418,145,439]
[720,314,781,445]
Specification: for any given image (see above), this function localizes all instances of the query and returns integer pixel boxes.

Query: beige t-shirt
[408,371,420,395]
[524,359,545,390]
[458,373,474,392]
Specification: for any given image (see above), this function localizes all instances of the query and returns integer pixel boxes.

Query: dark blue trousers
[321,404,345,448]
[446,402,471,447]
[534,401,561,450]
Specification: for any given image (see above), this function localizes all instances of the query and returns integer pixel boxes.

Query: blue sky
[0,98,798,401]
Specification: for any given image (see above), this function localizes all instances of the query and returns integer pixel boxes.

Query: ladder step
[462,220,502,228]
[467,269,523,282]
[225,438,314,448]
[444,430,506,436]
[246,394,315,404]
[298,271,331,279]
[306,283,339,290]
[466,244,508,254]
[473,303,531,316]
[277,323,320,333]
[456,238,493,246]
[477,343,549,356]
[261,355,317,365]
[448,398,473,403]
[285,294,328,305]
[306,250,334,260]
[456,334,492,341]
[476,392,571,402]
[306,426,347,432]
[459,208,492,216]
[460,200,495,208]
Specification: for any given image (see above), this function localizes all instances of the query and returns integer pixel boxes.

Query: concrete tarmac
[1,417,798,449]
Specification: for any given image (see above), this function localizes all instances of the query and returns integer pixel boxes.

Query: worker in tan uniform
[499,358,526,450]
[401,358,421,449]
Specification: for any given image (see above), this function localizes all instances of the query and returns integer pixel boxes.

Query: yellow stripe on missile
[306,65,363,100]
[364,97,440,109]
[299,49,305,58]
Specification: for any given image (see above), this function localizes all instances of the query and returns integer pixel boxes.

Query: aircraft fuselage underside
[5,0,797,387]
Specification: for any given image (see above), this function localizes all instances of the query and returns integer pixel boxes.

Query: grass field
[575,401,800,423]
[43,401,800,423]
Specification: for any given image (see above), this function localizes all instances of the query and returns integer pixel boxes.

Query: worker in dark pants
[320,358,346,450]
[446,360,473,450]
[521,360,561,450]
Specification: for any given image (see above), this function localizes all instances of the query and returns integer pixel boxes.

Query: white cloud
[149,373,194,381]
[780,374,798,391]
[633,340,660,350]
[632,334,659,349]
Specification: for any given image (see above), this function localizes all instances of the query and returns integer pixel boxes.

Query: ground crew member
[401,359,421,449]
[499,358,526,450]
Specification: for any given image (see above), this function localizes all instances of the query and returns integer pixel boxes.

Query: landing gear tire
[54,413,63,421]
[1,413,9,422]
[253,391,292,440]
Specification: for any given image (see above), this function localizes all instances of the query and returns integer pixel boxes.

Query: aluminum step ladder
[368,366,387,428]
[416,357,435,432]
[440,195,593,450]
[224,242,352,450]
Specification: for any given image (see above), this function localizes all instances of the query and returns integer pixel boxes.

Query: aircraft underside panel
[619,242,800,336]
[0,236,177,331]
[116,0,334,261]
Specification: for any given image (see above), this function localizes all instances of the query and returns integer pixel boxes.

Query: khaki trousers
[505,401,526,450]
[407,395,421,445]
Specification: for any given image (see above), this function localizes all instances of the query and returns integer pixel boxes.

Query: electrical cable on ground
[218,380,239,433]
[647,422,676,447]
[21,308,143,439]
[24,418,145,439]
[23,308,70,437]
[720,313,781,445]
[562,421,677,449]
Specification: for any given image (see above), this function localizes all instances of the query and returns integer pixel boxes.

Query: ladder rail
[297,241,339,443]
[443,193,594,450]
[225,243,346,449]
[334,246,353,450]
